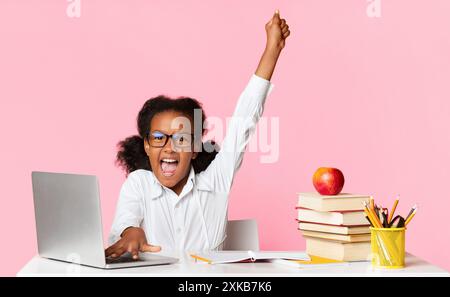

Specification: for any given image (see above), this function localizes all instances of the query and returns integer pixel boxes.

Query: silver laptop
[31,171,178,269]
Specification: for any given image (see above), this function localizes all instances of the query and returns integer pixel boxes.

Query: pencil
[406,204,417,221]
[370,196,375,212]
[388,198,399,224]
[405,209,417,226]
[363,202,382,228]
[190,254,212,264]
[365,215,374,227]
[366,201,383,228]
[363,207,379,228]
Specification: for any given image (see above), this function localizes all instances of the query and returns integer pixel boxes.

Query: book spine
[295,206,365,213]
[296,219,370,227]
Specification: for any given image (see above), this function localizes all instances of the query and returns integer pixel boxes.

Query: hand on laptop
[105,227,161,259]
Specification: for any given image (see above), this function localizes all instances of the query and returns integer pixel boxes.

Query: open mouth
[160,158,179,177]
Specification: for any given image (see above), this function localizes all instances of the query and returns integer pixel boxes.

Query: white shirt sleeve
[108,172,144,245]
[197,74,274,193]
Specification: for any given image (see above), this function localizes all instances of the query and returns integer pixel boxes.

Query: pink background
[1,0,450,275]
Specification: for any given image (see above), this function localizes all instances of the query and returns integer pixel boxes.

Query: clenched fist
[265,10,290,50]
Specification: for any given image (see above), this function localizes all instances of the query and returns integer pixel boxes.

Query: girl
[106,10,290,259]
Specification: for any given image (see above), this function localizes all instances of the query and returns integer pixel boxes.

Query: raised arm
[255,10,290,81]
[196,10,291,193]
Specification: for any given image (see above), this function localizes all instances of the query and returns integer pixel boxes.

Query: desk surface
[17,251,449,277]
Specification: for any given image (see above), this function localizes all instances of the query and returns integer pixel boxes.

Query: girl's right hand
[105,227,161,259]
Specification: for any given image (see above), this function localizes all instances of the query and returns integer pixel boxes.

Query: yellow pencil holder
[370,227,406,269]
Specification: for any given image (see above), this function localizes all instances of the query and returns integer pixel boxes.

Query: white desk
[17,251,449,277]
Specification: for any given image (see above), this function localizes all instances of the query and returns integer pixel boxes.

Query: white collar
[149,166,211,200]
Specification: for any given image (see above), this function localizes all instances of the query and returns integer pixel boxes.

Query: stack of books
[296,192,372,261]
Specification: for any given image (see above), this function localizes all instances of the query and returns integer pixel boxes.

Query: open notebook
[190,251,310,264]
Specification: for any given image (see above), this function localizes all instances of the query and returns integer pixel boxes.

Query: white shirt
[109,74,274,251]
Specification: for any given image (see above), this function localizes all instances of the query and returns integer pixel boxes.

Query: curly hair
[116,95,218,176]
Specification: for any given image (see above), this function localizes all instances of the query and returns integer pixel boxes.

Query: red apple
[313,167,345,195]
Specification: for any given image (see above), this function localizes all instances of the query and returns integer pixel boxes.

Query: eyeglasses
[147,131,194,150]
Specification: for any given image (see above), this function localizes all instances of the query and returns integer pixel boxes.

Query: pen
[383,209,389,228]
[378,207,388,228]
